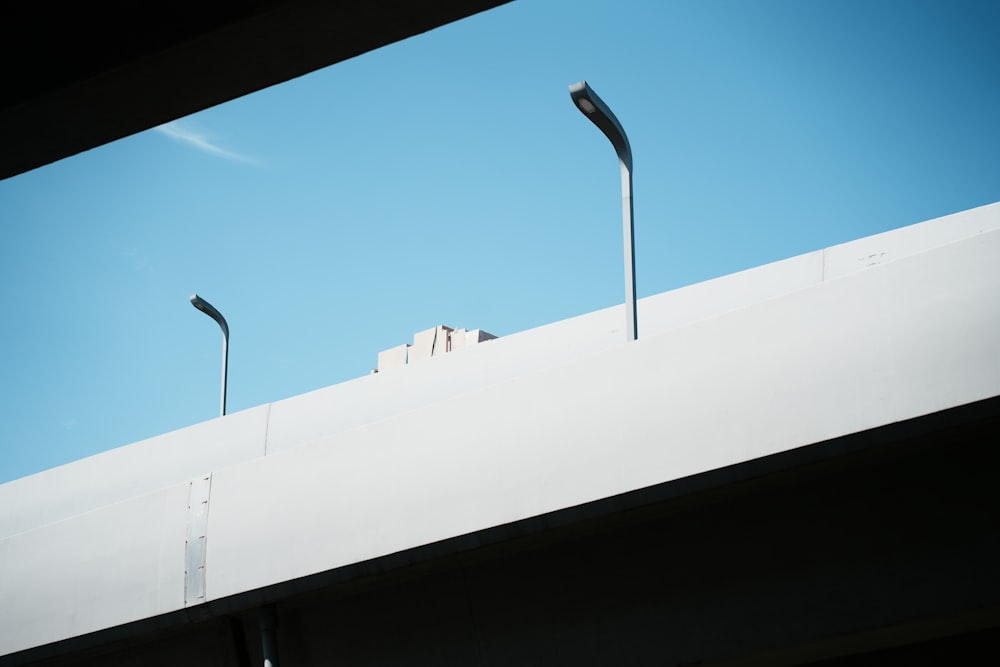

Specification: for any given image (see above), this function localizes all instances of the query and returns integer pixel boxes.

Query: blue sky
[2,0,999,483]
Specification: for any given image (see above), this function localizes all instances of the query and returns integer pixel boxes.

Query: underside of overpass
[13,397,1000,667]
[0,0,510,181]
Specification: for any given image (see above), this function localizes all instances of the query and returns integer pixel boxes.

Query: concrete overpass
[2,202,999,666]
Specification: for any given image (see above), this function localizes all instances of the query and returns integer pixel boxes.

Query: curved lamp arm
[569,81,632,172]
[190,293,229,416]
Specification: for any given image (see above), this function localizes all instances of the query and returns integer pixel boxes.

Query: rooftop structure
[376,325,497,372]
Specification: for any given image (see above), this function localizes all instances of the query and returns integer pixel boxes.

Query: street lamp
[568,80,637,341]
[190,293,229,417]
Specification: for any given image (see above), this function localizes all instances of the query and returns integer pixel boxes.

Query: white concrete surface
[0,483,189,653]
[2,201,998,657]
[0,405,269,539]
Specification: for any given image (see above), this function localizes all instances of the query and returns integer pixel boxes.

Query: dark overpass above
[0,0,510,181]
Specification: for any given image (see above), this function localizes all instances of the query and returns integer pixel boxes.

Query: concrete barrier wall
[205,227,1000,598]
[2,203,998,657]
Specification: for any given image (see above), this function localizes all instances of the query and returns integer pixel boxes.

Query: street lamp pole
[190,294,229,417]
[568,80,637,341]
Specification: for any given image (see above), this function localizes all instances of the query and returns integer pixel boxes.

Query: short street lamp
[568,80,637,341]
[190,293,229,417]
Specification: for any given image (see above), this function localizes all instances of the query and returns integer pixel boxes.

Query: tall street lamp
[190,294,229,417]
[568,80,637,341]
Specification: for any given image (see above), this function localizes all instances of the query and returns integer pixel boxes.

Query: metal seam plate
[184,474,212,606]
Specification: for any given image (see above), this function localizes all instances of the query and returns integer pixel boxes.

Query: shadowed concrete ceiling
[0,0,510,181]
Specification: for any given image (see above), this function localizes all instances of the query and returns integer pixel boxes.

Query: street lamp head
[190,293,229,340]
[568,80,632,172]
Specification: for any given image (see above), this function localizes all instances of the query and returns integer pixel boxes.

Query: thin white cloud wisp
[154,121,261,165]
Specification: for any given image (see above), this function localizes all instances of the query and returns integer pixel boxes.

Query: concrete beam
[0,1,510,180]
